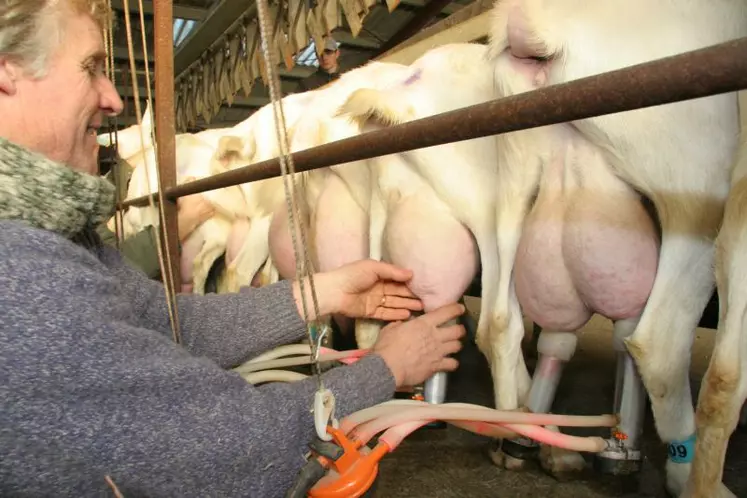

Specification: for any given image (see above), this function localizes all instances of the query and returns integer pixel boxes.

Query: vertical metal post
[153,1,181,287]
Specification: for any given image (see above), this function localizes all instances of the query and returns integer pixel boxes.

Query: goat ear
[212,135,254,173]
[141,102,153,134]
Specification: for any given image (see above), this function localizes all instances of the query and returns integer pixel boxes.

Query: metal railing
[120,36,747,209]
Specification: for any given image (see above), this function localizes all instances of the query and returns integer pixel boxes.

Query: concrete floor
[370,300,747,497]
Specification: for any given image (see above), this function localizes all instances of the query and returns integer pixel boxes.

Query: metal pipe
[120,36,747,209]
[153,0,182,288]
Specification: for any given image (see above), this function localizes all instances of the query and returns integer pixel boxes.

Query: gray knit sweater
[0,136,396,497]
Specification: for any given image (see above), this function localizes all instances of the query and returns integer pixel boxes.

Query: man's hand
[372,303,466,388]
[177,177,215,242]
[292,260,424,320]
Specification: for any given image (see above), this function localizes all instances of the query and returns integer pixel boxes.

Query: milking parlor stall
[101,0,747,496]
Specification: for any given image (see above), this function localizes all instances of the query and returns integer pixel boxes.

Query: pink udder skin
[313,174,369,333]
[180,231,205,293]
[384,196,478,312]
[313,174,369,273]
[514,151,659,331]
[268,203,300,281]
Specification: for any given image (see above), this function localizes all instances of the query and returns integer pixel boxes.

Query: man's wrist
[292,274,337,320]
[372,349,404,388]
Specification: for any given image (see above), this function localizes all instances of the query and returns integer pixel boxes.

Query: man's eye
[83,61,104,76]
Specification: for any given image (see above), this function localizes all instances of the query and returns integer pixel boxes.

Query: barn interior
[97,1,747,497]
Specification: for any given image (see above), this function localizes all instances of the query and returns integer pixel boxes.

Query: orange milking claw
[308,426,389,498]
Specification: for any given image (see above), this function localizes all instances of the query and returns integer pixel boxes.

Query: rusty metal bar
[153,1,181,287]
[121,36,747,208]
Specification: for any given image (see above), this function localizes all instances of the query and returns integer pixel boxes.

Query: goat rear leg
[681,303,744,498]
[625,206,723,497]
[683,174,747,498]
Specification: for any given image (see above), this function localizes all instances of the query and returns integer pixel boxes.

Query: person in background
[0,1,466,497]
[298,36,342,91]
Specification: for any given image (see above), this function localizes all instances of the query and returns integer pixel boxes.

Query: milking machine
[494,320,646,477]
[235,342,626,497]
[499,330,579,464]
[421,308,478,405]
[595,319,647,475]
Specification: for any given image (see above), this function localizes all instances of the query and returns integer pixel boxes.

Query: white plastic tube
[240,370,309,384]
[245,344,313,364]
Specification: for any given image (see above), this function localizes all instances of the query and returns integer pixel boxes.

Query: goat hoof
[539,444,586,481]
[487,440,536,471]
[677,482,735,498]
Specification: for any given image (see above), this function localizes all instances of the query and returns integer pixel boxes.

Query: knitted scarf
[0,136,115,239]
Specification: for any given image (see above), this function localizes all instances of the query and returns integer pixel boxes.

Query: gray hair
[0,0,110,77]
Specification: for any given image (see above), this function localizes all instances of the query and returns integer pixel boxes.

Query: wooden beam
[110,0,207,21]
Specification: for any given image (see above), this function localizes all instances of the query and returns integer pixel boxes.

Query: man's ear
[0,58,20,96]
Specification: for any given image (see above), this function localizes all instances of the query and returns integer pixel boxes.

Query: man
[297,36,342,91]
[0,1,465,496]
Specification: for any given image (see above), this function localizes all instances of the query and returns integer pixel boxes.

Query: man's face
[0,8,123,175]
[320,49,339,71]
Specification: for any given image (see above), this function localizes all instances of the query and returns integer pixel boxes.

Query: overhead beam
[113,46,154,64]
[399,0,462,15]
[174,0,257,78]
[375,0,455,55]
[106,110,255,128]
[116,85,268,108]
[332,31,381,50]
[110,0,207,21]
[377,0,493,64]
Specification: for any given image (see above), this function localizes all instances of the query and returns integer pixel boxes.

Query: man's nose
[100,77,124,116]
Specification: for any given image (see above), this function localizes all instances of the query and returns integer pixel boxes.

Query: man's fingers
[383,282,419,299]
[376,308,412,322]
[438,357,459,372]
[380,295,423,311]
[198,202,216,222]
[381,320,404,332]
[441,339,463,356]
[438,324,466,342]
[368,260,414,283]
[420,303,465,327]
